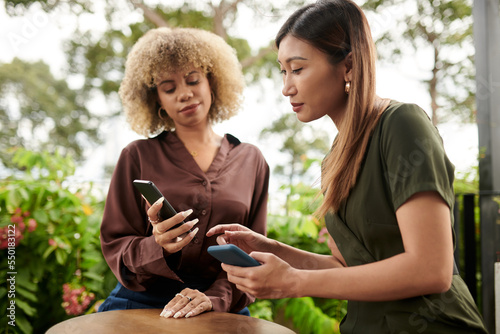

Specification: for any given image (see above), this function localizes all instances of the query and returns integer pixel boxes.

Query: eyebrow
[158,71,199,86]
[277,56,308,65]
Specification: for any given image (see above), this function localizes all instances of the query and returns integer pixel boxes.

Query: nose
[282,76,296,97]
[178,85,194,101]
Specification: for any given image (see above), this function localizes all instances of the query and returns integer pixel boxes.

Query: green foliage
[0,148,115,333]
[0,58,101,168]
[277,297,342,334]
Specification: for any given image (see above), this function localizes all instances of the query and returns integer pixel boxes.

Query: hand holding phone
[132,180,186,231]
[207,244,261,267]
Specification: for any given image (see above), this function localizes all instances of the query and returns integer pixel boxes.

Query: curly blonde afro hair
[119,27,245,137]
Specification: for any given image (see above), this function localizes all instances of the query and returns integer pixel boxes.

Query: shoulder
[226,134,265,157]
[380,101,432,128]
[225,133,269,169]
[118,133,168,163]
[122,132,167,152]
[378,101,439,142]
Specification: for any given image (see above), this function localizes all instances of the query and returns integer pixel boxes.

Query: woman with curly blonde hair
[98,27,269,319]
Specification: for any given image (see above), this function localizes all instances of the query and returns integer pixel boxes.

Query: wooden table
[46,308,296,334]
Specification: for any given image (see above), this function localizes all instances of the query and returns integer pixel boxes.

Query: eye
[187,80,200,86]
[291,68,303,74]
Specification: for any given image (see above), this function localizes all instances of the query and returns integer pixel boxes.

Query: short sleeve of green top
[325,102,487,333]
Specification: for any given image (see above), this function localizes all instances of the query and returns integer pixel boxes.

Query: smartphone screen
[132,180,185,229]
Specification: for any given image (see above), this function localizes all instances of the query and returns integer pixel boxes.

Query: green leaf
[13,313,33,334]
[15,299,36,317]
[55,248,68,265]
[43,245,57,259]
[16,287,38,303]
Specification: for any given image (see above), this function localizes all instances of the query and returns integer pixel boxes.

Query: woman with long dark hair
[208,0,487,332]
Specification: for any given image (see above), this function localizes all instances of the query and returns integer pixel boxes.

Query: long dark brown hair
[276,0,390,216]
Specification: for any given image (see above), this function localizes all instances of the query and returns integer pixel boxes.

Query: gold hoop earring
[345,81,351,94]
[158,107,166,121]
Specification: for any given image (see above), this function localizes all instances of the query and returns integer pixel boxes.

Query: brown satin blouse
[100,131,269,312]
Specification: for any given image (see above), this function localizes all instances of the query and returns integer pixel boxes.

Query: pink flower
[317,227,329,243]
[49,239,57,247]
[61,283,96,316]
[27,219,37,232]
[10,215,23,224]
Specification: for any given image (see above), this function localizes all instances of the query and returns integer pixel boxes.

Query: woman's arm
[222,191,454,301]
[273,240,345,270]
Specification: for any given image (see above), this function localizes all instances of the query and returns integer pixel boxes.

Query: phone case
[132,180,184,228]
[207,244,261,267]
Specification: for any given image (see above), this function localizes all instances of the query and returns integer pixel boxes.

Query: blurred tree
[2,0,310,173]
[362,0,475,125]
[0,58,101,168]
[3,0,92,15]
[260,113,330,214]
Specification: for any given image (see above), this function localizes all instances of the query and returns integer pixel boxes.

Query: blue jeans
[98,282,250,316]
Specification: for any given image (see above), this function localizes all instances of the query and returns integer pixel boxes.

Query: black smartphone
[132,180,185,230]
[207,244,261,267]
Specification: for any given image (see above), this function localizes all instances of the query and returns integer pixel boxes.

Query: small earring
[345,81,351,94]
[158,107,166,121]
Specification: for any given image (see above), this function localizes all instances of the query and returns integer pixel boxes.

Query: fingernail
[173,312,182,319]
[163,310,173,318]
[190,218,199,226]
[183,209,193,217]
[191,227,199,236]
[154,197,164,206]
[160,309,166,317]
[185,312,193,318]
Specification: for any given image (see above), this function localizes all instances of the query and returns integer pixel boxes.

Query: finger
[158,209,197,235]
[161,227,200,254]
[215,234,228,245]
[161,290,209,319]
[185,302,212,318]
[157,217,198,236]
[206,224,250,237]
[247,251,269,263]
[147,197,164,223]
[161,289,195,317]
[219,230,257,246]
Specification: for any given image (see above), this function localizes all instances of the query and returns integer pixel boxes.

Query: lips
[180,103,199,113]
[291,102,303,112]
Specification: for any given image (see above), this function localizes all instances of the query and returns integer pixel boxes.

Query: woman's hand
[147,198,199,255]
[221,252,300,299]
[160,288,213,319]
[206,224,275,255]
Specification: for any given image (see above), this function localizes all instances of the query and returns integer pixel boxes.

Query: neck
[173,124,222,149]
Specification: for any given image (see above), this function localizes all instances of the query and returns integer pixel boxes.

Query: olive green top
[325,102,487,333]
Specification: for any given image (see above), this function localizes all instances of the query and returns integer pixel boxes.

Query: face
[277,35,350,124]
[156,67,212,129]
